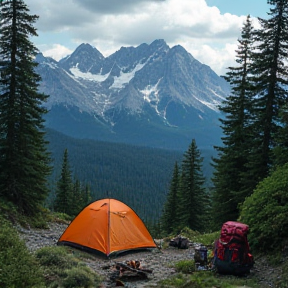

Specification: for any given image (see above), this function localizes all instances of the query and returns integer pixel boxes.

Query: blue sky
[25,0,271,75]
[206,0,270,18]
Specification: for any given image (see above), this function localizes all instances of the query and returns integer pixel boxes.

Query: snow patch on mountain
[140,78,163,115]
[110,62,146,89]
[140,78,161,103]
[70,64,109,82]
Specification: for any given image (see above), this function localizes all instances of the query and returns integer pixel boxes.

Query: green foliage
[161,139,210,235]
[161,162,180,235]
[212,1,288,232]
[0,217,44,288]
[62,266,97,288]
[35,246,77,268]
[239,163,288,251]
[274,104,288,166]
[52,212,74,222]
[188,271,258,288]
[175,260,195,274]
[54,149,74,215]
[27,207,52,228]
[180,227,219,247]
[53,149,93,217]
[0,0,51,216]
[0,197,51,229]
[177,139,209,233]
[158,270,258,288]
[240,0,288,201]
[0,196,19,221]
[275,259,288,288]
[211,15,255,229]
[46,128,186,222]
[35,246,101,288]
[159,273,189,287]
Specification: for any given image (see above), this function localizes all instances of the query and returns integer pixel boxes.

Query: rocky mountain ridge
[36,39,230,150]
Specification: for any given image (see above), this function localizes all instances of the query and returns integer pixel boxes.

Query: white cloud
[42,44,73,61]
[26,0,249,75]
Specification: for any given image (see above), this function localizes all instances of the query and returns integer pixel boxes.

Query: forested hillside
[45,129,216,222]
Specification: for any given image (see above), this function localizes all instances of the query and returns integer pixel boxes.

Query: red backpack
[213,221,254,275]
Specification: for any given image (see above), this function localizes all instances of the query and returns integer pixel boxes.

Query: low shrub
[35,246,77,268]
[35,246,101,288]
[62,266,100,288]
[52,212,73,223]
[240,163,288,251]
[0,216,44,288]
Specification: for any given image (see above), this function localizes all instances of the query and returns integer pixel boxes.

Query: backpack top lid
[220,221,249,244]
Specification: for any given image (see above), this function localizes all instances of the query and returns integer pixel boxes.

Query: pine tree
[70,178,82,216]
[177,139,207,232]
[0,0,51,215]
[160,162,179,235]
[81,183,92,206]
[54,149,73,214]
[273,104,288,165]
[244,0,288,190]
[211,15,255,228]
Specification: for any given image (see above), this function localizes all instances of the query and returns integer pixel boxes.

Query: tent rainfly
[57,198,156,256]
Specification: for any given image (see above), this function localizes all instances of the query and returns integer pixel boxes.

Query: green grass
[175,260,196,274]
[179,227,220,247]
[159,270,259,288]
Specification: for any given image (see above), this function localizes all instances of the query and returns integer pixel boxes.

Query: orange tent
[57,198,156,256]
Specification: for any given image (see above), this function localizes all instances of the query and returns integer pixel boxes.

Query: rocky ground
[18,222,282,288]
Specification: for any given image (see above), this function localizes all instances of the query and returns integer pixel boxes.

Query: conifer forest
[1,0,288,253]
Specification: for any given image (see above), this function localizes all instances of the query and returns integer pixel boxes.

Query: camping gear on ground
[213,221,254,275]
[57,198,156,257]
[169,235,189,249]
[194,244,208,270]
[111,260,153,281]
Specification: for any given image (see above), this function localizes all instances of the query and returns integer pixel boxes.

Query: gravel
[18,222,196,287]
[18,221,282,288]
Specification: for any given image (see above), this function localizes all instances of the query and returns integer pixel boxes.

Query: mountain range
[36,39,230,151]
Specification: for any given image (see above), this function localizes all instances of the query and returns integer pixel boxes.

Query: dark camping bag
[169,235,189,249]
[213,221,254,275]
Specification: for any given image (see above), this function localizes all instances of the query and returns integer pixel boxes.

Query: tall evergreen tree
[273,104,288,165]
[177,139,207,232]
[211,15,255,228]
[70,178,82,216]
[160,162,179,235]
[54,149,73,214]
[244,0,288,191]
[81,183,92,206]
[0,0,51,215]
